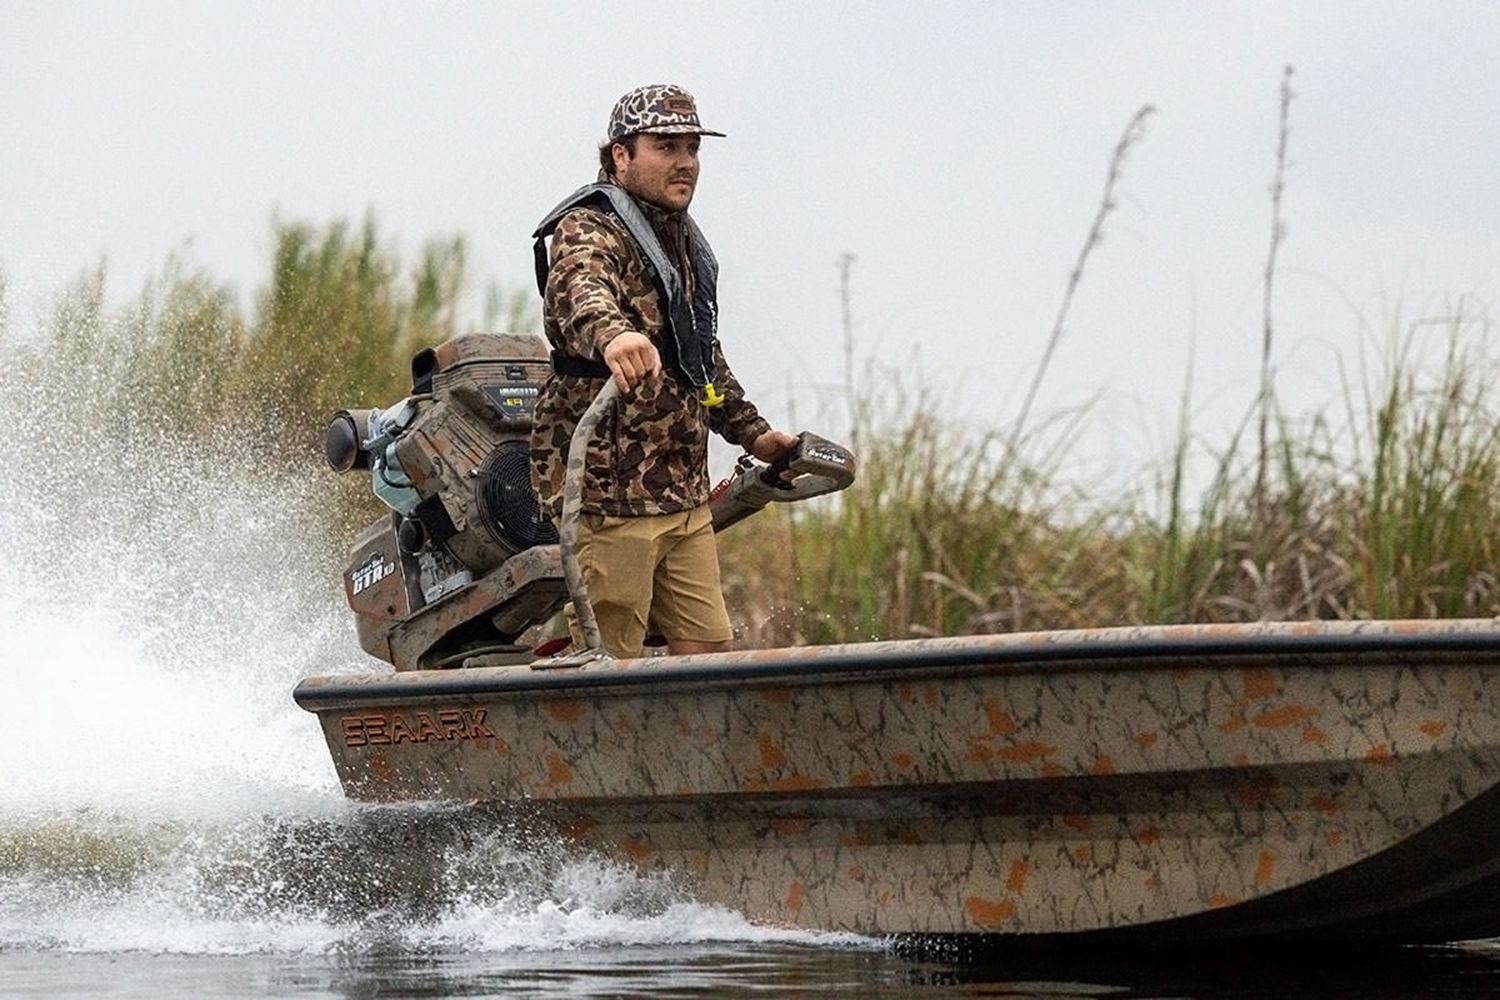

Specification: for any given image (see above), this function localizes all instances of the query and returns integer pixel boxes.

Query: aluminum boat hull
[293,618,1500,942]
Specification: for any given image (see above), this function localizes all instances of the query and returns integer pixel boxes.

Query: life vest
[532,183,723,406]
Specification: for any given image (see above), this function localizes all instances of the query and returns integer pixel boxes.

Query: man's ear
[610,141,631,176]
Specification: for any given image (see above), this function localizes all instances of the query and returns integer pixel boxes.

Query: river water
[4,341,1500,998]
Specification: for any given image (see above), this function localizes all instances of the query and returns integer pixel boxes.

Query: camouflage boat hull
[293,618,1500,943]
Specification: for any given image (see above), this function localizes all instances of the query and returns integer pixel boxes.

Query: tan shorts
[569,505,732,659]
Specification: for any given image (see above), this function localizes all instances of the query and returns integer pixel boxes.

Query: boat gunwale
[294,619,1500,712]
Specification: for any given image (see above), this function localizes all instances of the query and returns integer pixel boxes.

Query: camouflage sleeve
[706,339,773,450]
[544,208,637,358]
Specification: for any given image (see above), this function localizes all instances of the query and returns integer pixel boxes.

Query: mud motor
[324,333,855,670]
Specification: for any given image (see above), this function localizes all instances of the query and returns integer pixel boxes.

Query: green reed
[724,304,1500,644]
[10,211,1500,647]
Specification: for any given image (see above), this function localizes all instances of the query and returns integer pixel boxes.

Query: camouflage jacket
[529,183,771,520]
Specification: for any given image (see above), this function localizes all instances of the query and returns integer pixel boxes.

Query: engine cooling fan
[476,440,559,553]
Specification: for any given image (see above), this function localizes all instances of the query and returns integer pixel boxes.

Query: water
[4,335,1500,997]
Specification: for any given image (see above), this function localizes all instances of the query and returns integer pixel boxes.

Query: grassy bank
[718,308,1500,645]
[6,216,1499,649]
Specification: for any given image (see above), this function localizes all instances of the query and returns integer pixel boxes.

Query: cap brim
[615,124,726,138]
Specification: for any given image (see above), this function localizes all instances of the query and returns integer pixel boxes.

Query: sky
[4,0,1499,491]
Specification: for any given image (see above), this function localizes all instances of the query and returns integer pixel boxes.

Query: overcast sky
[5,0,1498,488]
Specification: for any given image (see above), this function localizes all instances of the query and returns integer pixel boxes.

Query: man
[530,83,797,660]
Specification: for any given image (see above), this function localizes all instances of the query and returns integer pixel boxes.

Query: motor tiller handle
[710,432,857,531]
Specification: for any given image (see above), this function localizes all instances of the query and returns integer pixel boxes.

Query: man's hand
[602,332,661,392]
[750,429,799,464]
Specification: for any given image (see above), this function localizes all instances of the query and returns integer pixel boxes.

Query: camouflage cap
[607,84,726,141]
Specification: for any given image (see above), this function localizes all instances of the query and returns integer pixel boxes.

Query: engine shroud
[341,333,568,670]
[392,333,558,573]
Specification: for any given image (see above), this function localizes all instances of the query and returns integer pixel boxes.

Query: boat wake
[0,803,812,956]
[0,339,854,958]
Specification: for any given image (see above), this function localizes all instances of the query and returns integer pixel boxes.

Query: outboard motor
[324,333,567,670]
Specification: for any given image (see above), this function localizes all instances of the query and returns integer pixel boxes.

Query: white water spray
[0,311,841,957]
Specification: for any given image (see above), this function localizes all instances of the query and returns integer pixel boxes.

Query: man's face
[613,132,701,211]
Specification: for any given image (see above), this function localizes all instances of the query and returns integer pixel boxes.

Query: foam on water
[0,807,817,956]
[0,326,856,958]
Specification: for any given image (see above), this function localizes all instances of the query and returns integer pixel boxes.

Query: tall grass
[1351,310,1500,617]
[8,206,1500,649]
[729,74,1495,642]
[718,308,1500,643]
[4,213,538,540]
[6,214,537,455]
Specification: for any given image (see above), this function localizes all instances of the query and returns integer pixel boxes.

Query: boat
[295,334,1500,944]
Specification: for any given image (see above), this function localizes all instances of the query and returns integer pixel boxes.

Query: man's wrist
[740,420,773,450]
